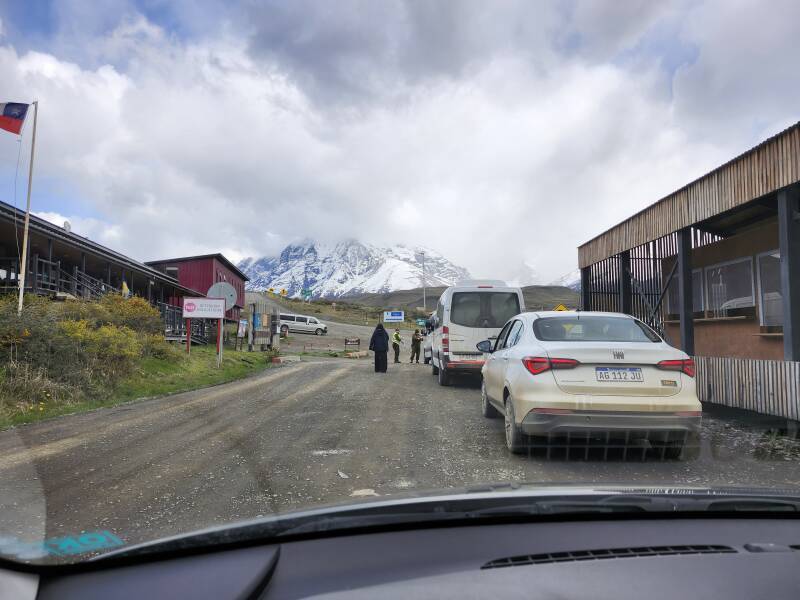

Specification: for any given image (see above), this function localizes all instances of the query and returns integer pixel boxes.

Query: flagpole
[17,100,38,316]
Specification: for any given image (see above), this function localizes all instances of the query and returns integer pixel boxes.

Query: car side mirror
[476,340,493,354]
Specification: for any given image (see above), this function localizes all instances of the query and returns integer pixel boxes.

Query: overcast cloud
[0,0,798,283]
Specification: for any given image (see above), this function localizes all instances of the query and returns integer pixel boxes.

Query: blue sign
[383,310,405,323]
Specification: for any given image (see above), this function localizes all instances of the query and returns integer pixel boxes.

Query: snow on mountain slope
[239,240,471,298]
[548,268,581,291]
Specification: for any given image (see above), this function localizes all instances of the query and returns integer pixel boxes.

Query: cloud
[0,1,797,284]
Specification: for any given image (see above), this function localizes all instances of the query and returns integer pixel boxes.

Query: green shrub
[141,333,180,360]
[97,295,163,334]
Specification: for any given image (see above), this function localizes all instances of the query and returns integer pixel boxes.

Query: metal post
[580,266,592,310]
[677,227,695,355]
[186,318,191,354]
[16,101,38,315]
[421,251,426,311]
[619,251,632,314]
[216,318,223,367]
[778,185,800,361]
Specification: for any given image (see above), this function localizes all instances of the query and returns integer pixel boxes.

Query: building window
[667,269,703,314]
[705,257,754,313]
[757,250,782,326]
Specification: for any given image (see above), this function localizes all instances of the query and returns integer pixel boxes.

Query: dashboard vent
[482,545,737,570]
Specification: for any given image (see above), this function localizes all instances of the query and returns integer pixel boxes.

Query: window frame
[494,321,514,352]
[504,320,524,348]
[666,267,704,314]
[756,249,782,327]
[295,316,308,324]
[703,256,756,313]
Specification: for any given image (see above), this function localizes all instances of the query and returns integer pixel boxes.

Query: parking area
[3,356,800,548]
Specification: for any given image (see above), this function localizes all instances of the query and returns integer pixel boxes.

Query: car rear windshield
[450,292,520,328]
[533,316,661,343]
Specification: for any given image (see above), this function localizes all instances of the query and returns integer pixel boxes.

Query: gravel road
[2,357,800,552]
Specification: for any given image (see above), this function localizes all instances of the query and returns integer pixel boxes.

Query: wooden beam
[778,185,800,361]
[677,228,694,355]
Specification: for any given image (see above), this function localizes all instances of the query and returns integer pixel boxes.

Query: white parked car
[279,313,328,336]
[430,281,525,386]
[478,311,702,457]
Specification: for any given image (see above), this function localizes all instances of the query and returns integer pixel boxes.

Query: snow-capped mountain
[239,240,471,298]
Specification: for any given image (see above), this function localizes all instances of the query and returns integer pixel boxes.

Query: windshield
[451,292,521,328]
[533,316,661,343]
[1,0,799,566]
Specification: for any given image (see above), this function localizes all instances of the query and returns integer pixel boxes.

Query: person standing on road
[410,329,422,364]
[369,323,390,373]
[392,328,403,363]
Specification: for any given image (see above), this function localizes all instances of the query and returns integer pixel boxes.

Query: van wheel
[424,356,430,365]
[504,394,527,454]
[315,328,323,336]
[481,381,499,418]
[437,363,451,386]
[280,325,289,336]
[432,362,439,376]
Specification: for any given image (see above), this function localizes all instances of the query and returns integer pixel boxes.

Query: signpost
[206,282,238,368]
[383,310,405,323]
[183,297,225,357]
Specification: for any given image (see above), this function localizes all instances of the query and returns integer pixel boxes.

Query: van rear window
[450,292,520,328]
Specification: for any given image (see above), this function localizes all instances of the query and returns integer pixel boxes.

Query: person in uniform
[369,323,389,373]
[410,329,423,363]
[392,328,403,363]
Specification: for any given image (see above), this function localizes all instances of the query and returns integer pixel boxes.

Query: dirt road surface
[2,357,800,552]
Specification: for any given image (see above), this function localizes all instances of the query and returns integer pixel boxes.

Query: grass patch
[0,345,275,429]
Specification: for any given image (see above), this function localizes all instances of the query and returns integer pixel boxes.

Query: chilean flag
[0,103,29,135]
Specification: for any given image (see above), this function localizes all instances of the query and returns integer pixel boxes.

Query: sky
[0,0,798,284]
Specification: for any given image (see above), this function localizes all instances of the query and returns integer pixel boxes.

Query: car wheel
[504,394,527,454]
[481,381,500,418]
[280,325,289,336]
[315,328,323,336]
[437,362,451,386]
[423,357,430,365]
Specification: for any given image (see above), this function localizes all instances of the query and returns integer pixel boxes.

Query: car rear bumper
[442,356,485,373]
[519,410,701,437]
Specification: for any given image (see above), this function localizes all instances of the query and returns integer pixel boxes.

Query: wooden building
[579,122,800,420]
[146,254,248,321]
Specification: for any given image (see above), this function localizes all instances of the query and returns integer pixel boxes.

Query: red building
[146,254,249,320]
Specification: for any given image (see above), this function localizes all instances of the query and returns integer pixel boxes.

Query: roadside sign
[553,304,570,311]
[384,310,405,323]
[182,297,226,319]
[280,288,288,296]
[416,318,427,326]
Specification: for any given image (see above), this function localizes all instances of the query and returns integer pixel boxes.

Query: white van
[430,281,525,386]
[279,313,328,336]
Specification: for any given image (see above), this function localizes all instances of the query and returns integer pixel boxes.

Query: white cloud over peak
[0,1,797,283]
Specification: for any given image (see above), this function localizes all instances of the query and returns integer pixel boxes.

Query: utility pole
[17,101,38,315]
[421,251,426,311]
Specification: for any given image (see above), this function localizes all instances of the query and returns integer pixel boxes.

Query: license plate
[595,367,644,382]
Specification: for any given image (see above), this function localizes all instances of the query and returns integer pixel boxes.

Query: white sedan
[477,311,702,457]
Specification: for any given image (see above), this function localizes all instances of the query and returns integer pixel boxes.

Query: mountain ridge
[239,239,471,298]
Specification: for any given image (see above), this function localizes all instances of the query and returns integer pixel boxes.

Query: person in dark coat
[369,323,390,373]
[410,329,422,363]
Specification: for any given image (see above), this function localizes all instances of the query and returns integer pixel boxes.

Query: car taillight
[656,358,695,377]
[522,356,579,375]
[442,325,449,351]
